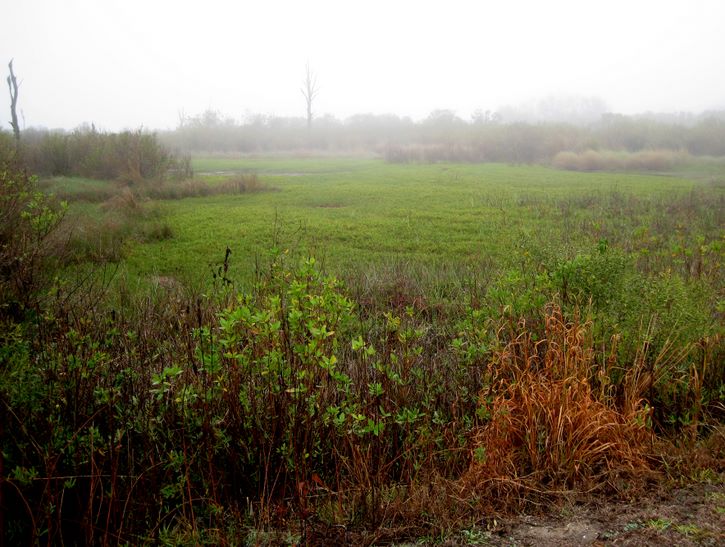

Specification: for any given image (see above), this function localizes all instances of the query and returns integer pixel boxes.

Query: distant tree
[6,59,20,147]
[201,109,222,127]
[471,109,500,125]
[301,63,319,131]
[424,109,464,126]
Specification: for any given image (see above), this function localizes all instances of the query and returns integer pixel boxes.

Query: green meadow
[101,158,723,292]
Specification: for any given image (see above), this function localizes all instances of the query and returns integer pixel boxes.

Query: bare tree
[7,59,20,145]
[300,63,318,131]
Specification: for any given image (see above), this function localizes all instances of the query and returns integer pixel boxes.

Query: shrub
[0,161,66,317]
[17,128,190,182]
[100,187,145,216]
[552,245,628,309]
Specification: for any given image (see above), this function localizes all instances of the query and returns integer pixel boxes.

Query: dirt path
[467,483,725,546]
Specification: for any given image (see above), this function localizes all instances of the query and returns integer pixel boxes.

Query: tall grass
[143,173,269,200]
[46,173,270,204]
[35,173,271,269]
[461,308,656,508]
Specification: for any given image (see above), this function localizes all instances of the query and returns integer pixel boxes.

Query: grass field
[97,158,723,293]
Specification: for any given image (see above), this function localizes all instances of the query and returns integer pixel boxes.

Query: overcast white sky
[2,0,724,131]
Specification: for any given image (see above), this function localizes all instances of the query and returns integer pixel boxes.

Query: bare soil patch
[459,482,725,546]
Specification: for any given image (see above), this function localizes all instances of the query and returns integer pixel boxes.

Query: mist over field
[2,0,725,132]
[6,2,725,165]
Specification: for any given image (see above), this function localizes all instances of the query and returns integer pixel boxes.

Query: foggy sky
[2,0,725,131]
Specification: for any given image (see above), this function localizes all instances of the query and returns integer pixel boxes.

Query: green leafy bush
[19,127,192,182]
[552,244,628,309]
[0,162,66,317]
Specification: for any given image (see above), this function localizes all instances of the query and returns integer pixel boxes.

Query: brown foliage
[460,307,656,508]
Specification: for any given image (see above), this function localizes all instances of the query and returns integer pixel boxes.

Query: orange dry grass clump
[462,307,655,504]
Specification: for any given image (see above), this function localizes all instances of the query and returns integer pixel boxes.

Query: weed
[675,523,702,536]
[646,518,672,531]
[459,527,491,544]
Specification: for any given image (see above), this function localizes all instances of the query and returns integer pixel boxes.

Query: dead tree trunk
[300,63,318,132]
[7,60,20,146]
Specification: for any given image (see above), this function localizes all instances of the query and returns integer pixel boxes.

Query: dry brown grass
[459,307,657,509]
[656,424,725,482]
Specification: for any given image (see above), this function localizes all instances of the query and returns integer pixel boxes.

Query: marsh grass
[112,161,723,294]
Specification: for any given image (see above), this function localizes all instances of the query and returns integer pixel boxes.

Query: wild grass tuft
[461,306,657,509]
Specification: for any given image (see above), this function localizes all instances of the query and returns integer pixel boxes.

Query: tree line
[157,108,725,163]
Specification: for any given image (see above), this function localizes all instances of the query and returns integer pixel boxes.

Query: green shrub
[552,244,628,308]
[0,162,66,317]
[18,128,191,182]
[0,129,18,164]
